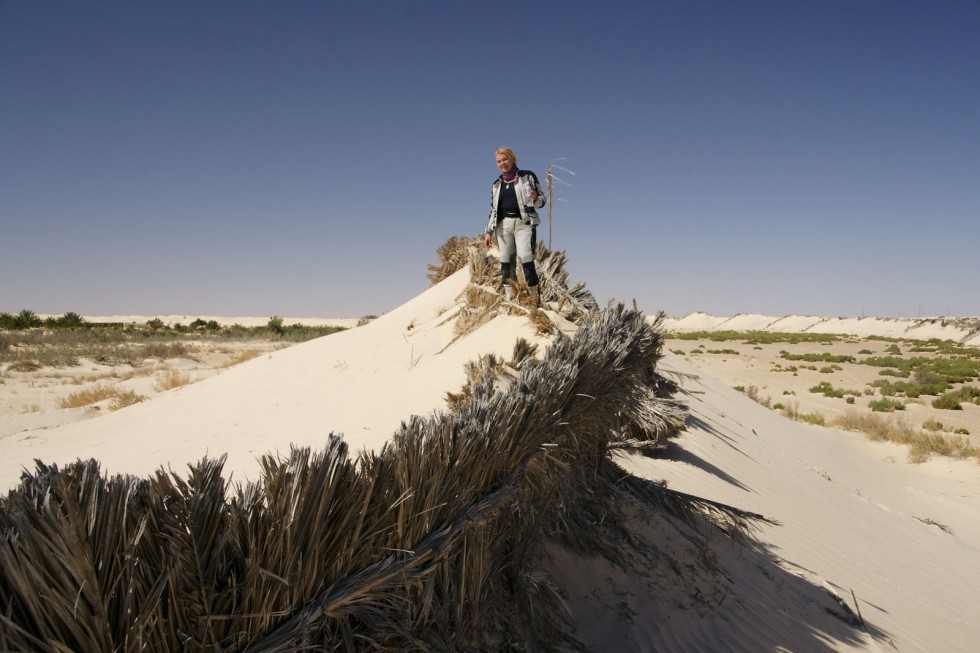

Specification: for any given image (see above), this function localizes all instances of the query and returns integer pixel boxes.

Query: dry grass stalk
[153,369,192,392]
[426,235,474,285]
[222,348,262,368]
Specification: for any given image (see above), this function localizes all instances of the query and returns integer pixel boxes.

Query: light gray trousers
[495,217,539,289]
[496,217,535,264]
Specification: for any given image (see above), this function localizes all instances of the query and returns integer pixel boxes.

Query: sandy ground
[664,335,980,454]
[2,292,979,651]
[0,339,286,442]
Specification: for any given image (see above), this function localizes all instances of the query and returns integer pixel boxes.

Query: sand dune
[664,311,980,345]
[4,286,979,650]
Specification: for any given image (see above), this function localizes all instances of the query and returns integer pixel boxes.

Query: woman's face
[496,153,515,174]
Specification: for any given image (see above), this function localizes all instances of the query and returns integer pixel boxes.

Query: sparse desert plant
[154,369,192,392]
[7,360,42,373]
[781,401,826,425]
[931,392,962,410]
[58,384,119,408]
[869,398,905,412]
[109,389,145,411]
[781,352,855,364]
[426,235,474,284]
[922,418,944,432]
[832,409,976,462]
[809,382,862,399]
[222,348,262,367]
[740,385,771,407]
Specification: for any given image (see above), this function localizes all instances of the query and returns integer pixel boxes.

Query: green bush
[869,398,905,412]
[932,393,962,410]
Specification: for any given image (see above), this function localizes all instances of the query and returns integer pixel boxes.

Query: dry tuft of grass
[58,384,146,411]
[109,390,145,411]
[832,409,978,463]
[58,384,119,408]
[780,401,826,426]
[426,235,474,284]
[153,369,193,392]
[221,348,262,368]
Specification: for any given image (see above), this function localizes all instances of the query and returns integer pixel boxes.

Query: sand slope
[1,268,556,488]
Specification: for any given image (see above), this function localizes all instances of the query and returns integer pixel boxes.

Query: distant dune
[663,311,980,345]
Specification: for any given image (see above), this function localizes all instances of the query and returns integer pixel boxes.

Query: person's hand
[484,233,492,250]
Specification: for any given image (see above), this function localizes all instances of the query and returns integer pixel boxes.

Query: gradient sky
[3,0,978,319]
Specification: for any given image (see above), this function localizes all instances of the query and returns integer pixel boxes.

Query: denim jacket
[486,169,546,234]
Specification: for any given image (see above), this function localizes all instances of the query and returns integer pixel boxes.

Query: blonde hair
[494,147,517,165]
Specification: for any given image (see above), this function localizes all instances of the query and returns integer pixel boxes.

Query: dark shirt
[497,181,521,218]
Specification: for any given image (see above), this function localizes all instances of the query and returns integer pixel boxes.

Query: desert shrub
[830,410,977,462]
[932,392,962,410]
[427,235,473,284]
[809,382,861,398]
[869,398,905,412]
[810,382,844,398]
[878,368,910,378]
[781,352,855,364]
[707,348,738,355]
[222,349,262,367]
[109,390,144,411]
[154,369,192,392]
[671,330,840,345]
[7,360,42,372]
[781,401,826,425]
[740,385,770,407]
[863,355,912,371]
[140,342,190,360]
[922,418,944,432]
[870,379,949,398]
[58,384,119,408]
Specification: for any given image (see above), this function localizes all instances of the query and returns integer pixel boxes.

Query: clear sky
[2,0,978,319]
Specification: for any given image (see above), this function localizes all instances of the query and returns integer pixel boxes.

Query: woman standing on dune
[484,147,546,307]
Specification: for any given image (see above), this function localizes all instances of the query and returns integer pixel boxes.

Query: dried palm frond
[426,236,475,285]
[510,338,538,367]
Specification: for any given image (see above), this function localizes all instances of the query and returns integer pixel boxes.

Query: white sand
[4,291,979,651]
[664,312,980,346]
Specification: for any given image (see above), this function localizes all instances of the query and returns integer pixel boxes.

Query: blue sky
[2,0,978,319]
